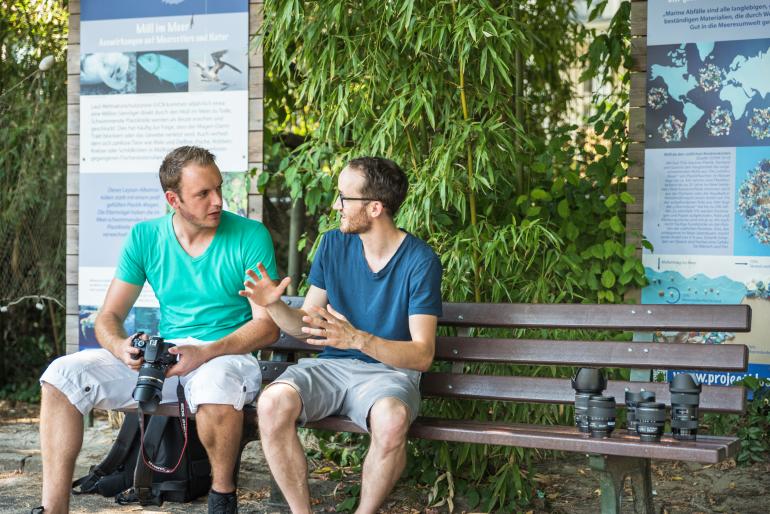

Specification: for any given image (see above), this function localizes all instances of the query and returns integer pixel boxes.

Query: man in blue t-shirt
[240,157,443,514]
[37,146,279,514]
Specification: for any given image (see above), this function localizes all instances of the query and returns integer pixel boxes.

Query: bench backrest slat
[258,362,745,414]
[439,303,752,331]
[419,374,746,413]
[281,296,751,331]
[269,335,749,371]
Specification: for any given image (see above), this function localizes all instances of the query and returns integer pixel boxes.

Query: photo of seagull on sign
[193,50,242,90]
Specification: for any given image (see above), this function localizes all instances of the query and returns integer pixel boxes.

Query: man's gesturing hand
[301,304,372,350]
[238,262,291,307]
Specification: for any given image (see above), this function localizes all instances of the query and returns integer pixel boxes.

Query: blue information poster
[77,0,249,348]
[642,0,770,382]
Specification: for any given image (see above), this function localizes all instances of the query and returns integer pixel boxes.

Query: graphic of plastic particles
[746,279,770,300]
[668,47,687,67]
[657,115,684,143]
[706,106,732,137]
[748,108,770,140]
[647,87,668,111]
[737,159,770,245]
[698,63,723,92]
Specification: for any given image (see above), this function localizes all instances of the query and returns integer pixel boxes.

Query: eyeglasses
[338,194,378,209]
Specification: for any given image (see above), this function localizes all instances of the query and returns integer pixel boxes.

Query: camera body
[131,333,176,412]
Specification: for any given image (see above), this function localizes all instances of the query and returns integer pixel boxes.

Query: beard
[340,209,372,234]
[175,203,221,229]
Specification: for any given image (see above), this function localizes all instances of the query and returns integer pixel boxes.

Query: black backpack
[72,399,212,506]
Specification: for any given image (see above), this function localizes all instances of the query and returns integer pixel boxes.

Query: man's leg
[356,398,411,514]
[39,382,84,514]
[257,384,311,514]
[196,404,243,493]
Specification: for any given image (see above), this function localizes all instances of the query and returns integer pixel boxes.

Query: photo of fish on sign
[80,52,137,95]
[136,49,189,94]
[190,48,246,92]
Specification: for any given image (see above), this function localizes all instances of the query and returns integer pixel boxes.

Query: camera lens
[670,373,701,440]
[572,368,607,432]
[587,395,616,438]
[132,365,165,413]
[636,401,666,442]
[625,390,656,434]
[575,393,593,433]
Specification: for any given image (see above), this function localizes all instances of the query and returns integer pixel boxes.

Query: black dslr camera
[131,332,176,412]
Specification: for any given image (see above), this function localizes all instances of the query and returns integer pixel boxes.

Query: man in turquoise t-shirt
[37,146,279,514]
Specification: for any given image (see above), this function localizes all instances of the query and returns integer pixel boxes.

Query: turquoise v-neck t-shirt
[115,210,278,341]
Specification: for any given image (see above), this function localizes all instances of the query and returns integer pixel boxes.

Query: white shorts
[40,337,262,414]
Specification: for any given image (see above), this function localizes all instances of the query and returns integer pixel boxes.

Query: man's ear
[368,200,385,219]
[165,189,180,210]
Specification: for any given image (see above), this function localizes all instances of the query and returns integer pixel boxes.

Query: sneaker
[208,489,238,514]
[30,508,44,514]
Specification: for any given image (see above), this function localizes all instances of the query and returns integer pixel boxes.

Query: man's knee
[369,398,410,451]
[196,403,241,423]
[257,384,301,433]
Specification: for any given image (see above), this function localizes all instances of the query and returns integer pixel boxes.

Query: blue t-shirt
[307,229,443,362]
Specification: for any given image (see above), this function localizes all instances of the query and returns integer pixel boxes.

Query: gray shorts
[270,358,422,431]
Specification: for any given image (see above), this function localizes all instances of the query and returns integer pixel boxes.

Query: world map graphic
[646,38,770,148]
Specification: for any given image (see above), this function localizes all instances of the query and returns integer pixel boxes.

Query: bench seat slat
[298,416,739,464]
[120,407,738,464]
[267,336,749,371]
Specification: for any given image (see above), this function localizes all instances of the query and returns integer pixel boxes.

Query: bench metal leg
[589,455,654,514]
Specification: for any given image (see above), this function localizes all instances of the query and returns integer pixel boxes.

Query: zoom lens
[636,401,666,442]
[587,395,616,439]
[575,393,593,433]
[572,368,607,432]
[670,373,701,441]
[625,390,656,434]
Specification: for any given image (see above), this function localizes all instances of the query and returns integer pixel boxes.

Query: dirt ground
[1,402,768,514]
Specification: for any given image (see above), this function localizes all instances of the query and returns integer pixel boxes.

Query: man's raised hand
[239,262,291,307]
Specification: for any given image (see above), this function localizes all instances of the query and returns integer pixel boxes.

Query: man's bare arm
[302,306,437,372]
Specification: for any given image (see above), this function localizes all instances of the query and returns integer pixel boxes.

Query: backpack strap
[72,412,141,494]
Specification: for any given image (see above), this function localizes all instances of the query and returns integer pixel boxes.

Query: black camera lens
[636,401,666,442]
[587,395,616,439]
[572,368,607,432]
[670,373,701,440]
[132,365,165,413]
[575,393,593,433]
[130,336,176,413]
[625,390,656,434]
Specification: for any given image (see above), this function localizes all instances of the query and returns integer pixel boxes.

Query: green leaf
[557,199,570,219]
[530,188,552,201]
[601,269,616,288]
[604,194,618,208]
[609,216,624,233]
[620,191,635,204]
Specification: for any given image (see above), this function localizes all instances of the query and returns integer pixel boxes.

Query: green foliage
[0,0,69,398]
[258,0,640,509]
[704,377,770,465]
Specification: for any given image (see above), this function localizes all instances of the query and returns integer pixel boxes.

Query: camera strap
[137,378,189,474]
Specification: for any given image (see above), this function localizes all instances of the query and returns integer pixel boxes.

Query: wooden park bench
[149,298,751,514]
